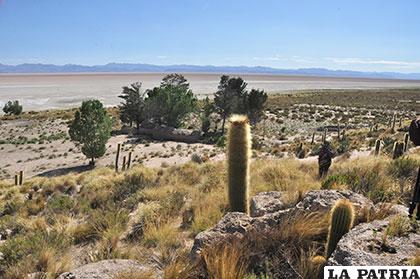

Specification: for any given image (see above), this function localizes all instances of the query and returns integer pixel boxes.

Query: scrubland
[0,88,419,278]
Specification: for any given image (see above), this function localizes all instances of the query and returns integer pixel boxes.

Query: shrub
[387,157,418,181]
[3,100,23,116]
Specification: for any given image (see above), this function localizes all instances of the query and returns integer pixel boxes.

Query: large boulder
[328,215,420,266]
[190,189,376,279]
[250,191,287,217]
[192,190,373,257]
[295,190,373,221]
[58,259,161,279]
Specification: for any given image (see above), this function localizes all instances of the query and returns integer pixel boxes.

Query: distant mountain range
[1,62,420,80]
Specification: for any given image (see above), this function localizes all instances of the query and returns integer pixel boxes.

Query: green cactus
[19,170,24,185]
[122,156,127,171]
[391,114,396,133]
[326,199,355,258]
[127,151,132,169]
[311,132,315,145]
[227,115,251,213]
[392,141,404,159]
[337,123,341,141]
[115,143,121,172]
[404,133,409,152]
[374,139,381,156]
[323,128,328,143]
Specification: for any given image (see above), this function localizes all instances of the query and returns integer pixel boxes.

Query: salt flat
[1,72,420,111]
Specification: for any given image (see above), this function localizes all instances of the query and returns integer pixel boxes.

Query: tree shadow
[37,164,94,177]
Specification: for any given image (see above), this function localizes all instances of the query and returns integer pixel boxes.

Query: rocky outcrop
[138,126,201,143]
[328,215,419,266]
[295,190,373,217]
[58,259,161,279]
[250,191,286,217]
[191,190,373,257]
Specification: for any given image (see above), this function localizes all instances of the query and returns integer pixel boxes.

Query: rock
[192,190,374,256]
[328,216,420,266]
[250,191,287,217]
[295,190,373,220]
[190,190,375,277]
[138,126,201,143]
[191,212,253,256]
[374,203,408,217]
[58,259,161,279]
[121,202,160,241]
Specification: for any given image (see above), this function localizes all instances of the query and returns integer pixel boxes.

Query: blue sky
[1,0,420,72]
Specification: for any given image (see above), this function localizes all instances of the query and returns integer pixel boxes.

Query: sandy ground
[0,118,224,180]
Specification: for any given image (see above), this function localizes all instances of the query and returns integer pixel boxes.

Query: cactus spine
[404,133,409,152]
[392,141,404,159]
[115,143,121,172]
[326,199,355,258]
[227,115,251,214]
[374,139,381,156]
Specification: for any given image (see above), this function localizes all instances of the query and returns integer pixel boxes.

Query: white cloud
[157,55,167,59]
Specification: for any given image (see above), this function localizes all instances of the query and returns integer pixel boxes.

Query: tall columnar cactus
[311,132,315,145]
[337,123,341,141]
[323,128,328,143]
[122,156,127,171]
[227,115,251,214]
[399,117,402,128]
[392,141,404,159]
[127,151,132,169]
[14,174,18,186]
[326,199,355,258]
[391,114,396,133]
[374,139,381,156]
[404,133,409,152]
[19,170,24,186]
[115,143,121,172]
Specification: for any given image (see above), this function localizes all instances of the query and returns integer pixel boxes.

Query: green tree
[214,75,248,134]
[200,97,214,134]
[246,88,267,124]
[3,100,23,115]
[146,74,197,127]
[160,73,189,90]
[118,82,146,129]
[69,100,112,165]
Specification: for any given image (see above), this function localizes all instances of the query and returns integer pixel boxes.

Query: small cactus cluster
[227,115,251,213]
[115,143,132,172]
[326,199,355,258]
[392,141,404,159]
